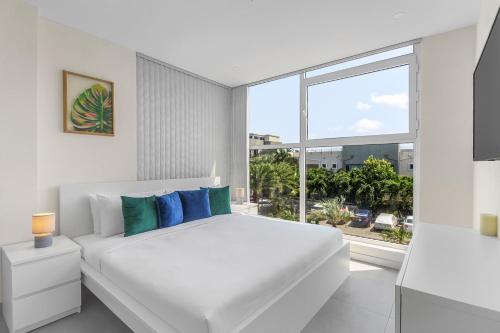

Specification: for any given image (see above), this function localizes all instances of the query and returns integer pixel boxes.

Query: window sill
[344,235,408,270]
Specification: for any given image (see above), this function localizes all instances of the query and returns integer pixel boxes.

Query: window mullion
[299,73,307,223]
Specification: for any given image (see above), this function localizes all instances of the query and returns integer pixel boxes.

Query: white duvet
[77,214,343,333]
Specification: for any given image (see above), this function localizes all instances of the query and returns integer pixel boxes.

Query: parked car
[350,209,372,228]
[374,213,398,230]
[404,216,414,233]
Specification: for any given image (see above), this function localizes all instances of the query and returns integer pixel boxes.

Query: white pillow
[89,194,101,234]
[97,190,166,237]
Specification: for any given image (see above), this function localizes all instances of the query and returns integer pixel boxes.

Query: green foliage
[321,196,352,226]
[272,149,297,165]
[249,162,275,207]
[273,162,299,198]
[328,156,414,216]
[275,208,299,222]
[250,152,413,220]
[382,226,412,245]
[249,149,299,220]
[71,84,113,133]
[307,210,327,224]
[306,168,331,200]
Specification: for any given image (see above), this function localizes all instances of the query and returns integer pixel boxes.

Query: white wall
[37,18,137,225]
[0,0,38,302]
[473,0,500,230]
[0,0,38,245]
[418,26,476,228]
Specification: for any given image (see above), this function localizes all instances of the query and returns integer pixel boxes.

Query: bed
[60,177,350,333]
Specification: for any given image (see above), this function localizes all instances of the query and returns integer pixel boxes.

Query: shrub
[382,226,412,245]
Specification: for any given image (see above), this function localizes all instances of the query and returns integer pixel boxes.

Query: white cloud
[371,92,408,109]
[356,102,372,111]
[350,118,384,133]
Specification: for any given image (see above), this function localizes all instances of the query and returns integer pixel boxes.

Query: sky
[248,46,412,146]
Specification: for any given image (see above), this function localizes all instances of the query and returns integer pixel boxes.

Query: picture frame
[63,70,115,136]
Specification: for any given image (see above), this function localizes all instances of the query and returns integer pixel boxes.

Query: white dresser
[396,222,500,333]
[1,236,81,333]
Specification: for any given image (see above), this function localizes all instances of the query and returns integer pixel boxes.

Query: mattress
[75,214,343,333]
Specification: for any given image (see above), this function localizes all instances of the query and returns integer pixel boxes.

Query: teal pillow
[121,196,158,237]
[202,186,232,216]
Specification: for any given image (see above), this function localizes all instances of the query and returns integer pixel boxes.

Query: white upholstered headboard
[59,177,220,238]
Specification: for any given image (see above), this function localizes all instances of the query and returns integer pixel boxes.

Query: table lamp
[234,187,245,204]
[32,213,55,248]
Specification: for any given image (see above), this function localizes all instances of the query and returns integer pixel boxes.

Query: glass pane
[307,65,409,139]
[306,46,413,78]
[249,75,300,144]
[249,149,300,221]
[305,144,414,244]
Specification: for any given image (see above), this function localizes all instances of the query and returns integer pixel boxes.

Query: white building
[305,149,343,171]
[399,149,414,177]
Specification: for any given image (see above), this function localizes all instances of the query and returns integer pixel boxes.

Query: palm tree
[273,162,298,194]
[249,162,275,211]
[272,149,295,165]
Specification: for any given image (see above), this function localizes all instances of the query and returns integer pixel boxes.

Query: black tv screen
[474,8,500,161]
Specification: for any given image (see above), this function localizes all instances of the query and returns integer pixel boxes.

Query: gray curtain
[230,86,248,200]
[137,54,232,184]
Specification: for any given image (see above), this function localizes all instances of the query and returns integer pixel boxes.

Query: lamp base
[34,234,53,248]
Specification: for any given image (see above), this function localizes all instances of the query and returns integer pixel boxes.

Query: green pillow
[121,196,158,237]
[203,186,232,215]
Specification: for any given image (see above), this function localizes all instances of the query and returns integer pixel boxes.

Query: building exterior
[249,134,414,176]
[343,144,399,171]
[249,133,282,156]
[305,149,343,170]
[249,133,281,146]
[399,148,414,177]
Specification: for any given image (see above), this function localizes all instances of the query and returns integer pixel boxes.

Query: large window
[248,75,300,144]
[306,144,414,243]
[248,44,417,245]
[305,45,413,78]
[308,66,410,139]
[249,149,300,221]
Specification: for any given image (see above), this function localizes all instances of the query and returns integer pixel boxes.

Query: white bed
[60,177,350,333]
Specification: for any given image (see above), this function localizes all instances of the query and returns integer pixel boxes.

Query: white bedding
[75,214,343,333]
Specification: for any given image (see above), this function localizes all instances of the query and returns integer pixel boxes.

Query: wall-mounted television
[474,7,500,161]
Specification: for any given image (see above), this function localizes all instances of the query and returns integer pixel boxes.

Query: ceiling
[26,0,479,87]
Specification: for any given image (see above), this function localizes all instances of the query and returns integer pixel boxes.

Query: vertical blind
[137,54,232,183]
[230,86,248,199]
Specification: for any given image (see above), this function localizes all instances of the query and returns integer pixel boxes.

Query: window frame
[303,53,418,147]
[247,41,420,224]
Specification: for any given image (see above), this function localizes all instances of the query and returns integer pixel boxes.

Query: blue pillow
[177,189,212,222]
[155,192,184,228]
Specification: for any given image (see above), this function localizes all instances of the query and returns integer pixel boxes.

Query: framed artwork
[63,70,114,136]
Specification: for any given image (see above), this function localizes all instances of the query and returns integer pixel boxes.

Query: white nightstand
[231,202,258,215]
[1,235,81,333]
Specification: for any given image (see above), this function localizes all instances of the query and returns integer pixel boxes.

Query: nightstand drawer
[12,251,80,298]
[13,280,81,330]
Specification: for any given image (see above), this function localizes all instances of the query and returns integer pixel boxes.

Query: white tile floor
[0,260,398,333]
[302,260,398,333]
